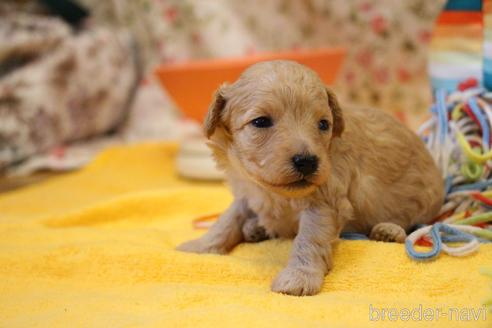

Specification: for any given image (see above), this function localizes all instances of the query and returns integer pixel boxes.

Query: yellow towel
[0,143,491,327]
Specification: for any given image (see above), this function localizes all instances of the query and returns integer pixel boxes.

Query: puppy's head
[205,60,344,197]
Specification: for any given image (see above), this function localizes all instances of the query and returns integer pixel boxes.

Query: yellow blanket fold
[0,143,491,327]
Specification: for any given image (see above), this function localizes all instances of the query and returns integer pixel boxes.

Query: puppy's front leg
[271,207,339,296]
[176,199,249,254]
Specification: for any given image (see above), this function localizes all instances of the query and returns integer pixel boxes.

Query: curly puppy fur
[177,60,444,296]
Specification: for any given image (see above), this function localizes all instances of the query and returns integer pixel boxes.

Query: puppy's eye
[319,119,330,131]
[251,116,273,128]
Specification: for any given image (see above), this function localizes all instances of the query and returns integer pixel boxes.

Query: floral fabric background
[1,0,448,177]
[82,0,445,126]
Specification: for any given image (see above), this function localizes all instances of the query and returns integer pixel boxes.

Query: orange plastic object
[155,47,346,123]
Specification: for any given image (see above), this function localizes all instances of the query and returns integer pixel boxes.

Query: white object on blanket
[176,136,224,180]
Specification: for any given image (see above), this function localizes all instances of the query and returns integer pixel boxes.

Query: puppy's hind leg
[176,199,250,254]
[369,222,406,243]
[242,216,269,243]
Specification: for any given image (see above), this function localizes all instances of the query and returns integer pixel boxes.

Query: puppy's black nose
[292,154,318,176]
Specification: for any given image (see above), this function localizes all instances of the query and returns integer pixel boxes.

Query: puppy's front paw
[271,267,324,296]
[176,239,228,254]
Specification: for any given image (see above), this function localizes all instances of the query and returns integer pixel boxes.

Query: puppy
[177,60,444,296]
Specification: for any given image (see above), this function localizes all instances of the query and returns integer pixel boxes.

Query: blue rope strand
[436,89,448,144]
[405,224,442,260]
[444,175,453,196]
[450,179,492,192]
[468,97,490,149]
[340,232,369,240]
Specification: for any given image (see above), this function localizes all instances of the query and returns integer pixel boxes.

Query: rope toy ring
[405,223,480,261]
[405,225,442,260]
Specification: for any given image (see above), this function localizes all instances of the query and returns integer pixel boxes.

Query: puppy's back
[331,105,443,232]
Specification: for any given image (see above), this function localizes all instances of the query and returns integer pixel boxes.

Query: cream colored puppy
[177,60,443,296]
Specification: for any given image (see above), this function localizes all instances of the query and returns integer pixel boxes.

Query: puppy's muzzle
[292,154,319,176]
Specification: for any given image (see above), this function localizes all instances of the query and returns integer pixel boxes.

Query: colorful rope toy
[407,82,492,260]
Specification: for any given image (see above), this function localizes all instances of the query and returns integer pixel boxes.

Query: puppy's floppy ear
[325,87,344,137]
[204,83,229,138]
